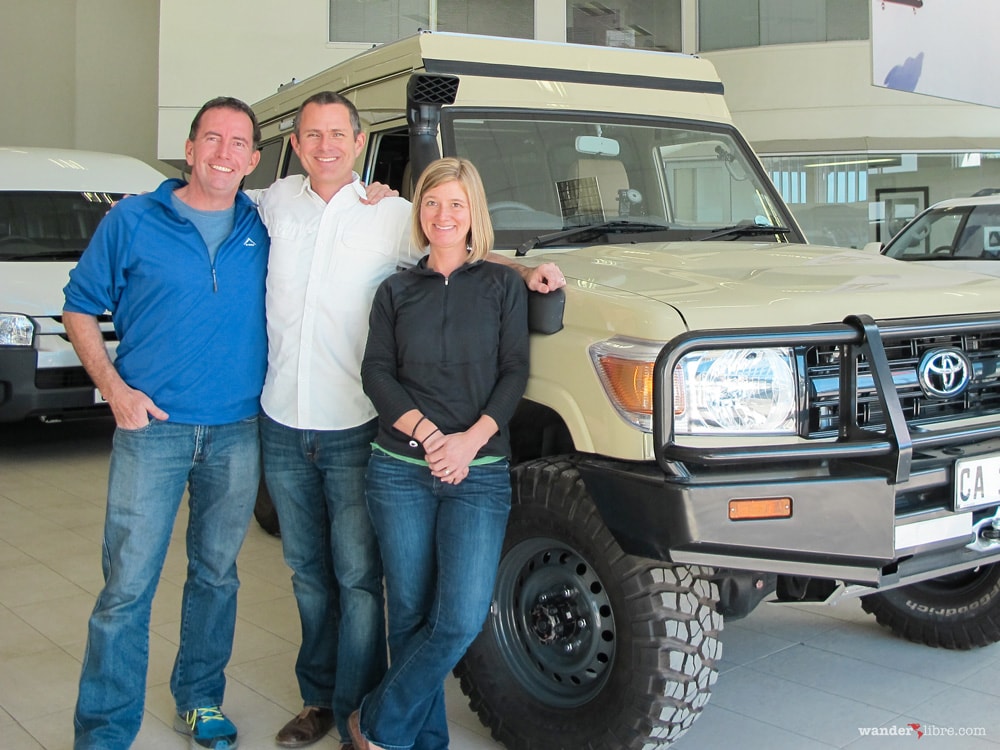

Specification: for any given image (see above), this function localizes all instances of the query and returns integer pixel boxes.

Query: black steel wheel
[455,457,722,750]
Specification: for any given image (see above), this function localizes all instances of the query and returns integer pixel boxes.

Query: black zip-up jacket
[361,256,529,460]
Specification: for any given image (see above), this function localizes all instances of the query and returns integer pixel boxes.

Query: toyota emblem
[917,347,971,399]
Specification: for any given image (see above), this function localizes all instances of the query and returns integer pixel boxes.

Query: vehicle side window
[925,214,961,256]
[285,145,305,179]
[366,128,410,196]
[242,138,285,190]
[962,206,1000,257]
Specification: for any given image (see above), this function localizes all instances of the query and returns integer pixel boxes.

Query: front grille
[807,329,1000,437]
[35,367,94,390]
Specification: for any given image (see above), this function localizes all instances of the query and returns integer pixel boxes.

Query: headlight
[0,314,35,347]
[674,348,797,435]
[590,337,663,431]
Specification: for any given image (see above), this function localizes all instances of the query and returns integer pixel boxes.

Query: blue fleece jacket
[63,178,269,425]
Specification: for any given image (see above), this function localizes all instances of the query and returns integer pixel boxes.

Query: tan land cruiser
[249,31,1000,749]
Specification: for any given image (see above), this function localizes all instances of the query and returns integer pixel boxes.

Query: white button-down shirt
[255,173,420,430]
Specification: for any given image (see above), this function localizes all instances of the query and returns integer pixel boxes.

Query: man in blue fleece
[63,96,268,750]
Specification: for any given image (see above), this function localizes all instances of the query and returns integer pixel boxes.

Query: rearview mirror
[576,135,620,157]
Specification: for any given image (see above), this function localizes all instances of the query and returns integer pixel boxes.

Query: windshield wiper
[697,221,790,242]
[516,220,669,256]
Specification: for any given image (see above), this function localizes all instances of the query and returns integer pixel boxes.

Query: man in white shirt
[256,91,564,750]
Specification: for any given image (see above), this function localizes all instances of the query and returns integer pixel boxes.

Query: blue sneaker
[174,706,239,750]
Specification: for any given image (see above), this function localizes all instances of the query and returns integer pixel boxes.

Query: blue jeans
[260,414,386,740]
[74,417,259,750]
[359,451,511,750]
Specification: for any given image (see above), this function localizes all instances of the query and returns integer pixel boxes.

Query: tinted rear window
[0,191,122,261]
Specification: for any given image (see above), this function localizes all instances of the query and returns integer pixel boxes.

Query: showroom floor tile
[2,418,999,749]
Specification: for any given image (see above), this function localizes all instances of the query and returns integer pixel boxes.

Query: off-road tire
[454,457,722,750]
[861,563,1000,649]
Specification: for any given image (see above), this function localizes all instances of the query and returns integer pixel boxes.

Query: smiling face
[419,179,472,255]
[291,102,366,199]
[183,106,259,205]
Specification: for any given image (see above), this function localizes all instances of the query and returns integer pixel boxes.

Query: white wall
[704,41,1000,154]
[76,0,160,161]
[0,0,77,148]
[156,0,571,164]
[7,3,999,172]
[0,0,164,170]
[158,1,371,164]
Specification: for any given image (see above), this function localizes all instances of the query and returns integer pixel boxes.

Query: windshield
[0,191,121,261]
[883,201,1000,262]
[444,111,801,248]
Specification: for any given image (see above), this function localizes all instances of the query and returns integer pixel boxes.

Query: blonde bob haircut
[410,157,494,263]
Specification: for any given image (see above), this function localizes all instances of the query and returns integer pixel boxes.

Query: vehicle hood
[890,258,1000,279]
[547,241,1000,330]
[0,261,75,316]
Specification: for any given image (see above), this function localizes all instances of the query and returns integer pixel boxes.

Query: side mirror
[528,288,565,335]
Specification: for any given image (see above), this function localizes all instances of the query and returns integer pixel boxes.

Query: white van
[0,146,165,422]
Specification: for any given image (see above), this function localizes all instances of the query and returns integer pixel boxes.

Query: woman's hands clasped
[422,429,478,485]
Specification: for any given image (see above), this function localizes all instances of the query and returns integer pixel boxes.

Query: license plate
[955,453,1000,511]
[94,388,106,405]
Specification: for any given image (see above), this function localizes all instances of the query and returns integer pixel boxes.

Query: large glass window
[699,0,868,52]
[438,0,532,38]
[567,0,681,52]
[329,0,427,43]
[758,151,1000,249]
[329,0,532,44]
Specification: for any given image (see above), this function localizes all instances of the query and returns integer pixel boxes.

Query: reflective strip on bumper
[896,513,972,553]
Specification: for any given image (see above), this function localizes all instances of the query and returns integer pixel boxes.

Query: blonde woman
[352,158,528,750]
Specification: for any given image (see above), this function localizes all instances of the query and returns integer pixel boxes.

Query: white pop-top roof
[0,146,166,193]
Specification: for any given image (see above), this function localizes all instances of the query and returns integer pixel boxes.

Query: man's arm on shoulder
[487,253,566,293]
[63,311,168,428]
[361,182,399,205]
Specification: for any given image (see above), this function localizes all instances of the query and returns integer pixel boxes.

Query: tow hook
[980,518,1000,542]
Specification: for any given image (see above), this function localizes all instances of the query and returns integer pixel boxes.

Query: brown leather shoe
[347,709,372,750]
[275,706,334,748]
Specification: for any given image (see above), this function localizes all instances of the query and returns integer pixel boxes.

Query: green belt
[372,443,503,467]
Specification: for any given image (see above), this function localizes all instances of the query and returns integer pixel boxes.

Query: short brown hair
[188,96,261,149]
[293,91,362,138]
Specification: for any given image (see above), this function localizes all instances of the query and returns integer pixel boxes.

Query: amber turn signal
[728,497,792,521]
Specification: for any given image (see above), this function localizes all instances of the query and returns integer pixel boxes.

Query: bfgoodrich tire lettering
[861,563,1000,649]
[454,458,722,749]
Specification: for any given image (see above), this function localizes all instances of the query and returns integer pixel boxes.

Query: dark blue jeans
[359,451,511,750]
[74,417,259,750]
[260,414,386,741]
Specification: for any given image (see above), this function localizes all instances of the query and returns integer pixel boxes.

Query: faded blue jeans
[74,417,259,750]
[260,414,386,741]
[358,450,511,750]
